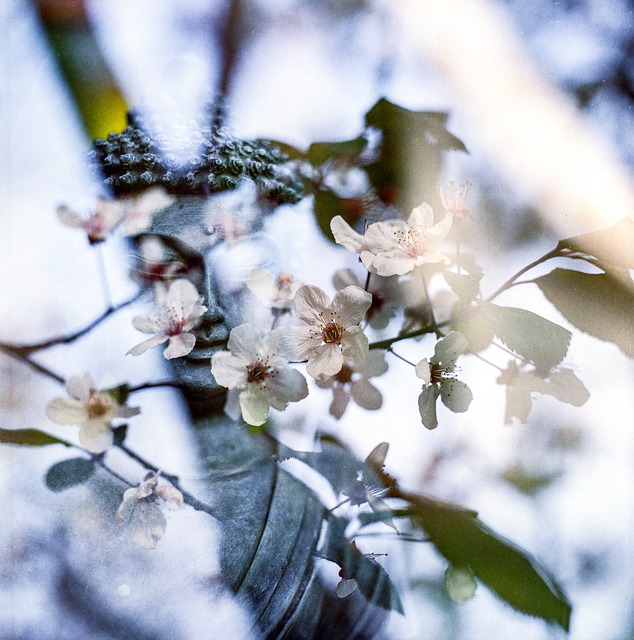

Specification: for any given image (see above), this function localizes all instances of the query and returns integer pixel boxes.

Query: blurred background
[1,0,633,638]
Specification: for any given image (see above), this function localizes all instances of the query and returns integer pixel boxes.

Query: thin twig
[484,247,560,302]
[387,348,415,367]
[0,290,142,354]
[0,346,65,384]
[127,380,184,394]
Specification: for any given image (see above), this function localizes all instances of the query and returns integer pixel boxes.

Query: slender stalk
[0,291,142,354]
[484,247,560,302]
[387,348,415,367]
[0,346,65,384]
[95,243,113,309]
[115,441,222,521]
[127,380,184,394]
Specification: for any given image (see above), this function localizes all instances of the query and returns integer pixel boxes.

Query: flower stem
[95,243,113,309]
[0,291,142,354]
[484,247,560,302]
[0,346,65,384]
[127,380,184,394]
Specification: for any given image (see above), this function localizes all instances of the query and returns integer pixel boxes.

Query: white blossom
[127,279,207,359]
[331,203,453,276]
[497,361,590,424]
[439,181,473,220]
[276,284,372,378]
[57,188,173,243]
[416,332,473,430]
[46,373,140,453]
[316,350,388,419]
[246,268,303,312]
[211,323,308,426]
[333,268,402,330]
[57,199,125,244]
[116,472,184,549]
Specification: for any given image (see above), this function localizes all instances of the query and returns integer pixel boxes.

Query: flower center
[322,321,345,344]
[430,364,457,385]
[164,301,186,336]
[393,225,427,258]
[87,391,112,419]
[246,357,273,384]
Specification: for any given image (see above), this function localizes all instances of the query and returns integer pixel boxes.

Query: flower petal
[46,397,88,425]
[129,501,167,549]
[65,373,94,401]
[239,387,271,426]
[359,350,388,378]
[211,351,248,389]
[340,326,369,366]
[415,359,432,384]
[132,310,166,334]
[329,385,350,420]
[307,343,344,378]
[163,332,196,359]
[418,387,440,430]
[433,331,468,366]
[364,220,405,253]
[369,253,416,277]
[115,405,142,419]
[224,389,242,421]
[227,323,264,362]
[332,268,360,290]
[440,379,473,413]
[267,366,309,403]
[330,216,367,253]
[276,326,319,362]
[79,420,114,453]
[331,286,372,326]
[127,334,169,356]
[408,202,434,229]
[351,378,383,411]
[293,285,331,324]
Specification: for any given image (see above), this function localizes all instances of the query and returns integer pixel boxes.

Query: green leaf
[313,188,364,242]
[444,270,482,304]
[307,136,367,166]
[0,427,69,447]
[45,457,96,492]
[113,424,128,447]
[557,217,634,269]
[452,305,496,353]
[408,494,571,630]
[364,97,467,210]
[105,383,130,405]
[503,464,561,496]
[481,302,572,373]
[535,268,634,357]
[196,420,390,636]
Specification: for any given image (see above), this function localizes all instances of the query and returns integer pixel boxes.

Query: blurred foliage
[35,0,127,140]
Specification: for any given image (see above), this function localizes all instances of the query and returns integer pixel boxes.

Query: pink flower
[127,279,207,359]
[211,324,308,426]
[439,181,473,220]
[276,284,372,378]
[331,203,453,276]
